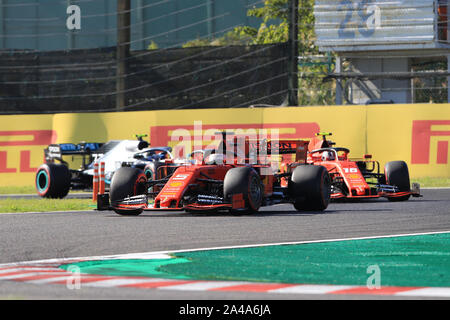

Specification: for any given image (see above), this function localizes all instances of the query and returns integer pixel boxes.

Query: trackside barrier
[92,162,99,202]
[93,162,105,202]
[99,162,105,196]
[96,162,110,211]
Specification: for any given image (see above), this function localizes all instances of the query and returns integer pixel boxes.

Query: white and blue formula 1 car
[35,135,173,199]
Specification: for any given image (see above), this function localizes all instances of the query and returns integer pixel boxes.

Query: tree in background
[183,0,335,106]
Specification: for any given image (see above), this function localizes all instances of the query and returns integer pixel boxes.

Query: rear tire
[224,167,263,214]
[110,167,147,216]
[289,165,331,211]
[35,163,71,199]
[385,161,411,201]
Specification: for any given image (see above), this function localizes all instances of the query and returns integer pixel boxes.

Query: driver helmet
[321,150,335,161]
[157,152,166,160]
[206,153,225,164]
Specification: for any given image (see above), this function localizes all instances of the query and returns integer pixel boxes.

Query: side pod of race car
[97,132,332,216]
[306,132,421,201]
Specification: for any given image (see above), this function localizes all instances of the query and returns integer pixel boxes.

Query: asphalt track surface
[0,189,449,300]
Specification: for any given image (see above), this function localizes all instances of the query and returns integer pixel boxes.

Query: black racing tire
[223,167,263,214]
[289,165,331,211]
[385,161,411,202]
[110,167,147,216]
[35,163,71,199]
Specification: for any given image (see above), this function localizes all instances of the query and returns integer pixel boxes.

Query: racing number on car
[343,168,358,173]
[338,0,381,38]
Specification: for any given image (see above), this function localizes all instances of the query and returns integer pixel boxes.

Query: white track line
[158,281,249,291]
[0,210,92,216]
[82,278,167,288]
[269,284,355,295]
[395,287,450,297]
[0,272,69,281]
[26,276,79,285]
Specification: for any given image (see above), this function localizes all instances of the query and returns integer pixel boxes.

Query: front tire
[385,161,411,201]
[224,167,263,213]
[35,163,71,199]
[289,165,331,211]
[110,167,147,216]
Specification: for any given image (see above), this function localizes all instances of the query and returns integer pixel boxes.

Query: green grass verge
[0,186,37,195]
[0,176,447,198]
[413,177,450,188]
[0,186,90,195]
[0,198,94,213]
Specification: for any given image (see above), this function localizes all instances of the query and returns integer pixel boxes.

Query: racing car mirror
[135,133,150,150]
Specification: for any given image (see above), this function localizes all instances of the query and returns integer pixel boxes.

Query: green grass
[0,198,94,213]
[367,177,449,188]
[0,295,25,300]
[0,186,37,195]
[2,176,448,195]
[413,177,450,188]
[0,176,446,214]
[0,186,90,195]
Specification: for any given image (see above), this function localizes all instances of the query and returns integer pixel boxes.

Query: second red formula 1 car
[307,132,421,201]
[97,132,331,215]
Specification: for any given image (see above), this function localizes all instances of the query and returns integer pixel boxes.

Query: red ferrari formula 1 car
[97,132,331,215]
[306,132,421,201]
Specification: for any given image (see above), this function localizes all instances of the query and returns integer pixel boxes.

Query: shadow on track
[102,207,393,218]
